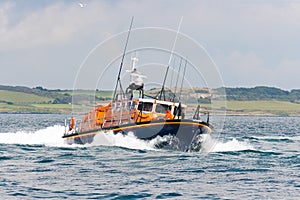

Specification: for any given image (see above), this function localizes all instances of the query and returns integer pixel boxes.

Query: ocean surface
[0,114,299,199]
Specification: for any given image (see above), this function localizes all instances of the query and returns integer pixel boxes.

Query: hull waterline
[62,119,210,151]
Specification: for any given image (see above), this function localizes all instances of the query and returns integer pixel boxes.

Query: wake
[0,125,156,150]
[0,125,255,153]
[0,125,67,147]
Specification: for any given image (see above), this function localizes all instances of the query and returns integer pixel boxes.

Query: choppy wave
[1,115,299,199]
[247,135,300,142]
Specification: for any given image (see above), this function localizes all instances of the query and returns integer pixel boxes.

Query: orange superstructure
[77,97,187,133]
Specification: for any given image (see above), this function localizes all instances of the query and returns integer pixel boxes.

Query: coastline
[1,107,299,117]
[1,86,299,117]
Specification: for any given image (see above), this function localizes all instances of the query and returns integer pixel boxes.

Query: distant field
[0,87,299,116]
[0,90,53,103]
[201,100,300,116]
[59,90,113,98]
[0,104,69,114]
[226,100,300,111]
[0,102,109,114]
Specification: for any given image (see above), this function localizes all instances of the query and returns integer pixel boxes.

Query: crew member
[165,109,173,120]
[69,117,75,131]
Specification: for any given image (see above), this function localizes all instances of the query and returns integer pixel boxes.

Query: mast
[113,16,134,101]
[158,17,183,100]
[172,57,183,101]
[178,58,187,102]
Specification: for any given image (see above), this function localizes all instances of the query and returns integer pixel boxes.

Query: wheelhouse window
[138,102,153,112]
[155,104,171,114]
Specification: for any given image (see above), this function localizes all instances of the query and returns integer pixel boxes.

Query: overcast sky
[1,0,300,90]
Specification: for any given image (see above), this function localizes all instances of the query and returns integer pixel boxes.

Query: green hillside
[222,86,300,102]
[0,90,53,103]
[201,100,300,116]
[60,90,113,98]
[0,85,299,115]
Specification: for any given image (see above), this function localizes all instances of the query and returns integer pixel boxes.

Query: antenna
[113,16,134,101]
[169,57,176,92]
[158,17,183,100]
[178,58,187,102]
[173,57,183,100]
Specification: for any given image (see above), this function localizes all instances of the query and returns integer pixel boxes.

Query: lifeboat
[62,57,211,151]
[62,18,211,151]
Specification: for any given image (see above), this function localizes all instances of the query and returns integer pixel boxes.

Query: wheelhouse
[135,98,186,119]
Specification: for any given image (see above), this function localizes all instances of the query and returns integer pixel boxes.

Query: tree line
[1,85,299,104]
[222,86,300,102]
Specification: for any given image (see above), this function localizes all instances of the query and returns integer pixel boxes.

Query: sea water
[0,114,299,199]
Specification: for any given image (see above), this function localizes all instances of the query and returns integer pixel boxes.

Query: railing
[103,99,136,128]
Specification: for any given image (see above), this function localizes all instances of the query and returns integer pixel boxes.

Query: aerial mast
[178,58,188,102]
[112,16,134,101]
[158,17,183,100]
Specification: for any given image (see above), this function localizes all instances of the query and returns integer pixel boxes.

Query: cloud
[0,0,300,89]
[273,59,300,89]
[216,50,300,89]
[0,1,112,51]
[216,50,267,86]
[0,1,15,29]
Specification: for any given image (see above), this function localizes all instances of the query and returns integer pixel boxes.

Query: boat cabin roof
[137,98,186,108]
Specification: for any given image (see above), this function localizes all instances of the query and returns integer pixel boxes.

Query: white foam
[201,134,254,153]
[90,131,156,150]
[0,125,68,147]
[0,126,255,152]
[0,126,156,150]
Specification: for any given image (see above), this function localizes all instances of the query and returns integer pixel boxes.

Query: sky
[0,0,300,90]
